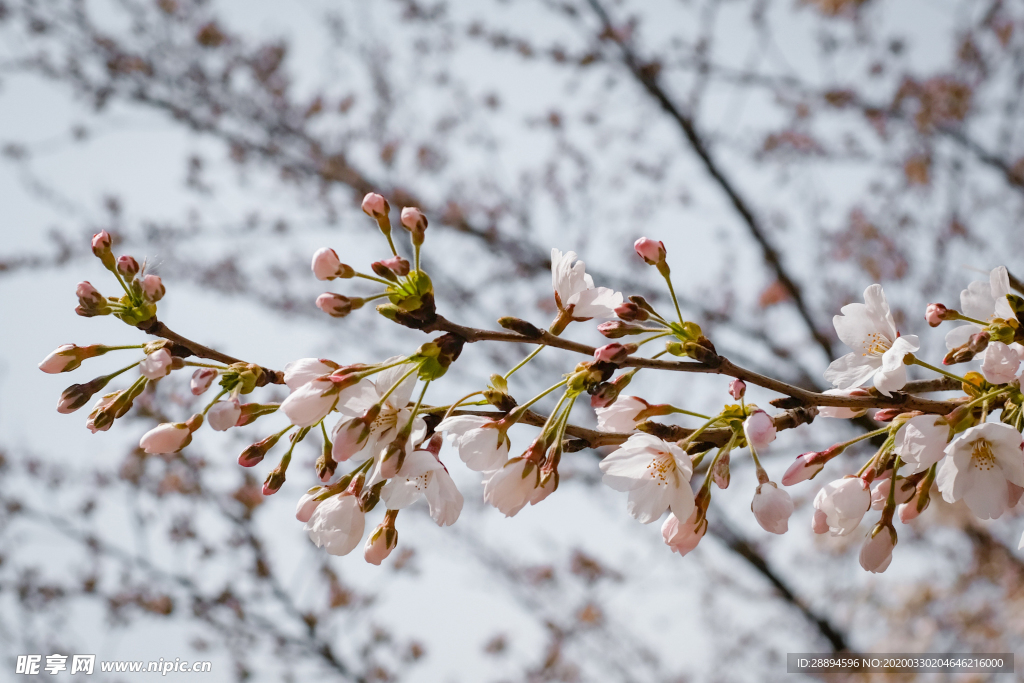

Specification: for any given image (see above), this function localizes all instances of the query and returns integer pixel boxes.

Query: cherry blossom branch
[136,317,284,386]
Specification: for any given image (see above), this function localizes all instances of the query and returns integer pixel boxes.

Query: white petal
[824,352,878,389]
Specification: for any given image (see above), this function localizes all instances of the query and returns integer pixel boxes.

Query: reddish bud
[633,237,666,265]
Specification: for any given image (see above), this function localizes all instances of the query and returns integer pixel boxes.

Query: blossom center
[970,439,997,471]
[645,452,675,486]
[860,332,892,358]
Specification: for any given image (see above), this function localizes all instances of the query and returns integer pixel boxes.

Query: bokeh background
[1,0,1023,680]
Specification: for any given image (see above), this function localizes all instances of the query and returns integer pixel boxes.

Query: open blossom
[305,494,365,556]
[818,388,870,419]
[743,410,776,451]
[945,266,1018,354]
[295,488,323,523]
[894,415,949,474]
[859,527,896,573]
[550,248,623,319]
[381,450,464,526]
[662,509,706,556]
[981,341,1021,384]
[599,433,694,524]
[751,482,794,534]
[335,359,427,465]
[434,415,509,472]
[283,358,340,391]
[139,348,173,380]
[483,458,541,517]
[208,398,242,431]
[595,396,647,433]
[937,422,1024,519]
[824,284,920,397]
[812,477,871,536]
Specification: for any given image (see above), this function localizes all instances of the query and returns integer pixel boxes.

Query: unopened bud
[633,237,666,265]
[238,432,283,467]
[497,316,544,338]
[597,321,649,338]
[116,255,139,279]
[712,450,731,489]
[872,408,904,422]
[400,207,428,237]
[57,376,109,414]
[262,465,287,496]
[728,379,746,400]
[140,274,165,302]
[316,293,363,318]
[590,372,633,408]
[91,231,115,270]
[362,192,391,221]
[376,256,410,277]
[968,330,990,354]
[593,342,636,364]
[364,520,398,565]
[379,440,407,480]
[614,302,649,322]
[190,368,217,395]
[311,247,343,281]
[925,303,948,327]
[76,281,104,307]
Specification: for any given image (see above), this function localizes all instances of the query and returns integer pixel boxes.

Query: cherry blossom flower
[824,284,920,397]
[945,266,1018,353]
[208,397,242,431]
[550,248,623,319]
[743,410,776,451]
[364,524,397,565]
[662,509,706,556]
[981,341,1021,384]
[782,452,825,485]
[894,415,949,474]
[281,373,361,428]
[818,388,870,419]
[434,415,509,471]
[859,527,896,573]
[295,488,323,523]
[812,477,871,536]
[381,450,464,526]
[140,420,195,454]
[751,482,794,534]
[599,433,694,524]
[594,396,647,433]
[483,458,542,517]
[283,358,340,390]
[305,494,365,556]
[335,359,426,465]
[140,274,165,302]
[936,422,1024,519]
[311,247,342,280]
[139,348,173,380]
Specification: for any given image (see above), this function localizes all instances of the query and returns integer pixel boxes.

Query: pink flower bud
[593,342,634,364]
[139,421,194,454]
[332,417,369,462]
[898,500,922,523]
[728,379,746,400]
[76,281,103,306]
[925,303,947,327]
[870,478,915,510]
[400,207,428,234]
[139,348,174,380]
[116,255,139,278]
[743,410,776,451]
[364,523,398,565]
[376,256,411,277]
[968,330,991,354]
[311,247,342,280]
[296,488,323,523]
[191,368,217,395]
[781,452,825,486]
[614,302,648,322]
[597,321,648,338]
[316,293,362,318]
[91,230,112,256]
[361,192,390,219]
[859,527,896,573]
[633,237,666,265]
[38,344,81,374]
[140,274,165,302]
[751,482,794,534]
[208,397,242,431]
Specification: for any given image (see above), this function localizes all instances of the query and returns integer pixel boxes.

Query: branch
[583,0,835,361]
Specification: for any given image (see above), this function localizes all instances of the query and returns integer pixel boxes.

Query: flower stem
[911,357,980,389]
[660,271,685,326]
[504,346,545,380]
[376,363,421,408]
[441,391,485,422]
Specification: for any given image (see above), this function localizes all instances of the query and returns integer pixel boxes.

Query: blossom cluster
[40,193,1024,572]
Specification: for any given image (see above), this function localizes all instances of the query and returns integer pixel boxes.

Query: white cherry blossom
[859,528,896,573]
[751,482,794,534]
[594,396,647,433]
[981,341,1021,385]
[283,358,339,390]
[894,415,949,474]
[936,422,1024,520]
[818,388,870,419]
[483,458,542,517]
[824,284,920,397]
[945,266,1018,353]
[812,477,871,536]
[551,248,623,319]
[381,450,464,527]
[599,433,694,524]
[305,494,365,556]
[335,359,426,465]
[434,415,509,471]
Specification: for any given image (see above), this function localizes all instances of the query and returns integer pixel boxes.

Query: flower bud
[374,256,410,278]
[38,344,106,374]
[362,192,391,221]
[57,375,111,414]
[311,247,342,280]
[139,348,174,380]
[332,416,371,462]
[76,281,104,307]
[662,509,707,556]
[208,398,242,431]
[364,521,398,565]
[116,255,139,279]
[925,303,948,327]
[613,302,647,322]
[728,379,746,400]
[91,231,116,269]
[400,207,428,236]
[743,410,776,451]
[633,237,666,265]
[191,368,218,395]
[296,488,323,523]
[316,293,363,318]
[872,408,904,422]
[811,509,830,534]
[780,448,839,485]
[593,342,636,364]
[712,450,731,489]
[597,321,649,338]
[590,372,633,409]
[139,415,202,454]
[378,439,407,480]
[140,274,165,302]
[497,317,544,338]
[859,525,896,573]
[263,466,286,496]
[751,482,794,534]
[968,330,991,354]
